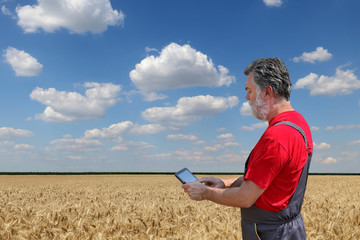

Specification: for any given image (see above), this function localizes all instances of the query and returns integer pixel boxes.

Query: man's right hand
[197,177,225,188]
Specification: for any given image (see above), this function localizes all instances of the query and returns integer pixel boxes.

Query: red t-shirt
[244,111,313,212]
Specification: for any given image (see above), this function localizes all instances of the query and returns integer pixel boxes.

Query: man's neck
[266,100,294,122]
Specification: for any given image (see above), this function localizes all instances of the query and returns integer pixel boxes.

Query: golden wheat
[0,175,359,239]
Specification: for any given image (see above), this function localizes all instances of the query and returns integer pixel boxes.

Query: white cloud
[0,140,35,152]
[204,144,224,152]
[311,126,320,131]
[0,127,33,139]
[155,148,214,163]
[263,0,283,7]
[338,151,358,161]
[325,124,360,131]
[130,124,166,135]
[294,66,360,95]
[204,132,240,152]
[142,95,239,128]
[220,153,248,163]
[111,140,156,151]
[50,138,103,152]
[3,46,43,76]
[129,43,235,99]
[313,142,331,150]
[224,141,241,147]
[216,128,227,132]
[349,140,360,146]
[154,149,247,163]
[293,47,332,63]
[16,0,124,34]
[84,121,133,139]
[240,101,251,116]
[141,91,167,102]
[241,122,268,131]
[145,47,158,54]
[217,133,235,141]
[14,144,35,150]
[84,121,165,139]
[321,157,337,164]
[30,82,121,122]
[167,134,198,141]
[2,5,16,19]
[204,141,240,152]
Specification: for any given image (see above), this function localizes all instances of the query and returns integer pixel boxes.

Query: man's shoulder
[270,111,311,134]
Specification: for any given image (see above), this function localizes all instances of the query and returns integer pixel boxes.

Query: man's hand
[182,182,208,201]
[182,179,265,208]
[196,177,225,188]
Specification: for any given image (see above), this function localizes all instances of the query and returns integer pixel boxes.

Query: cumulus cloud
[145,47,158,54]
[220,153,248,163]
[349,140,360,146]
[155,149,247,163]
[313,142,331,150]
[142,95,239,128]
[30,82,121,122]
[3,46,43,77]
[263,0,283,7]
[204,141,241,152]
[0,140,35,153]
[203,132,240,153]
[204,144,224,152]
[311,126,320,131]
[2,5,16,19]
[155,148,213,163]
[217,133,235,141]
[84,121,165,139]
[0,127,33,139]
[15,0,124,34]
[141,91,167,102]
[14,144,35,150]
[326,124,360,131]
[294,66,360,95]
[241,122,268,131]
[167,134,198,141]
[50,138,103,152]
[130,43,235,100]
[216,128,227,132]
[111,140,156,151]
[293,47,332,63]
[240,101,251,116]
[321,157,337,164]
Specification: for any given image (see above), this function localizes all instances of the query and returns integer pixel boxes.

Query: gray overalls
[241,121,312,240]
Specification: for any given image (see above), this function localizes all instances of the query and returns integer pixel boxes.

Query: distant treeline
[0,172,359,175]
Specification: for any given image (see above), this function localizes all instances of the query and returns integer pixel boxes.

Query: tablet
[175,168,197,183]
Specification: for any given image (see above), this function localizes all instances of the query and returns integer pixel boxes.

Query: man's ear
[264,86,274,100]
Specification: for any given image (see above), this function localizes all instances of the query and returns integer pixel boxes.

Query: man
[182,57,313,239]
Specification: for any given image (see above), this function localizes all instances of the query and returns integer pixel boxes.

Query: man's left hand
[182,182,208,201]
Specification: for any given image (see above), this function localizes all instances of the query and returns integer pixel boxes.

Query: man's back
[244,110,313,212]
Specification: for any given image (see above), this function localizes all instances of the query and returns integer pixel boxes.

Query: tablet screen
[176,168,197,183]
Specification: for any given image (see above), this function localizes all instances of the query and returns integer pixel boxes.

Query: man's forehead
[245,73,255,89]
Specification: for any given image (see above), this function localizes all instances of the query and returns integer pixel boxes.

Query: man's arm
[228,176,244,188]
[182,179,265,208]
[197,176,243,188]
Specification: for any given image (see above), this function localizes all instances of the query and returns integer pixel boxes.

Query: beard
[249,93,270,121]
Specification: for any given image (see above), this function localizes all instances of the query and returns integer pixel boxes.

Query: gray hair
[244,57,292,101]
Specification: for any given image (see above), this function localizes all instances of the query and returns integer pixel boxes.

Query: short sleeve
[244,135,290,190]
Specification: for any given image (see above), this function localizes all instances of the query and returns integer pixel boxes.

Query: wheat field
[0,175,359,239]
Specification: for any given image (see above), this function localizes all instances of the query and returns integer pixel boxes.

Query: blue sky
[1,0,359,173]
